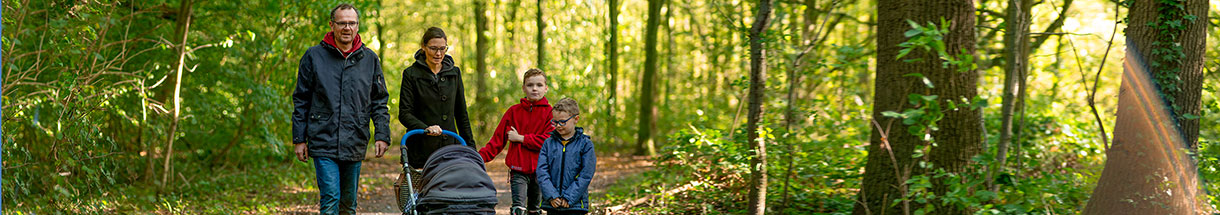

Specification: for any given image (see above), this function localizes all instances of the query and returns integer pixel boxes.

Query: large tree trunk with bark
[746,0,773,214]
[1083,0,1207,213]
[854,0,979,214]
[636,0,663,156]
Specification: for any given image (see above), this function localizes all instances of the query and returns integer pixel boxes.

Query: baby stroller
[395,129,498,215]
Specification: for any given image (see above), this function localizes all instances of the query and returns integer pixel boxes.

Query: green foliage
[884,19,986,143]
[897,19,977,73]
[1144,0,1196,123]
[1197,54,1220,208]
[3,0,1216,213]
[599,121,866,214]
[896,164,998,215]
[3,0,335,211]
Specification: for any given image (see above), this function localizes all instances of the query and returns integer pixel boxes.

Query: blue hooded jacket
[536,127,596,212]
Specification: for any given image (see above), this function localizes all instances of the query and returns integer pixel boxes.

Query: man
[291,3,390,215]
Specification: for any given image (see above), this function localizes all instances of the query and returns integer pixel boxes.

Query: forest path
[277,146,652,214]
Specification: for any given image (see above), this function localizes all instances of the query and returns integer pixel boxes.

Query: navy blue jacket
[536,128,596,212]
[292,40,391,161]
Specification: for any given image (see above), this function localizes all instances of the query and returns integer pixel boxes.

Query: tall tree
[162,0,195,189]
[1,1,5,207]
[636,0,664,156]
[854,0,980,214]
[990,0,1031,191]
[606,0,620,145]
[507,0,523,44]
[1084,0,1208,213]
[475,0,490,128]
[745,0,774,214]
[782,0,822,209]
[535,0,545,70]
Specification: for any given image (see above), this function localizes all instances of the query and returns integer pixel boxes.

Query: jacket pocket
[353,111,371,141]
[307,110,334,143]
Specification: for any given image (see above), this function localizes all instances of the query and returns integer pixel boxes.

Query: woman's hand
[426,125,443,136]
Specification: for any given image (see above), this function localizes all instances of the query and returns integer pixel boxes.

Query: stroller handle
[400,129,468,147]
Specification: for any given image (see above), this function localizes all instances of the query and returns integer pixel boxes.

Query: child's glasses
[551,114,579,127]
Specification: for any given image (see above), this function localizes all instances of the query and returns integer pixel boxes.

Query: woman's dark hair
[421,27,447,45]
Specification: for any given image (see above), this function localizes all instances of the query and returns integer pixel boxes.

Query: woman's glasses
[427,46,448,53]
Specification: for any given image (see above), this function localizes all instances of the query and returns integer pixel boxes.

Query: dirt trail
[278,146,652,214]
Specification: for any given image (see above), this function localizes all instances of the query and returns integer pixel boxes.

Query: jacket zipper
[559,138,568,200]
[328,44,350,156]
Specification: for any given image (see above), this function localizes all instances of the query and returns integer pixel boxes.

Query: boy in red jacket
[478,68,554,215]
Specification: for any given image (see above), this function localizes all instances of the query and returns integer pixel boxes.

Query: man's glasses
[332,21,359,29]
[427,46,448,53]
[551,114,579,127]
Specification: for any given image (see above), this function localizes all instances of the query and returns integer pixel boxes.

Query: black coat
[399,49,476,167]
[292,41,391,161]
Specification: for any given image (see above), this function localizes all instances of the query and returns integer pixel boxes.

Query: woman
[399,27,476,169]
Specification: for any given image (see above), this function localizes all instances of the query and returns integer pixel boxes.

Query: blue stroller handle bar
[400,129,468,147]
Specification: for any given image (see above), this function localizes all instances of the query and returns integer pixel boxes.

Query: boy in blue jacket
[536,98,596,214]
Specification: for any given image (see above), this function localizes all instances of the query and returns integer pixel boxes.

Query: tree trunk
[782,0,819,209]
[636,0,663,156]
[507,0,522,44]
[475,0,490,130]
[1083,0,1207,213]
[142,84,155,183]
[746,0,774,214]
[990,0,1030,192]
[161,0,194,189]
[663,0,675,120]
[378,0,385,56]
[535,0,545,70]
[606,0,619,146]
[854,0,979,214]
[1,4,4,206]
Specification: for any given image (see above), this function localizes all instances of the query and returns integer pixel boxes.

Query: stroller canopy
[417,144,498,210]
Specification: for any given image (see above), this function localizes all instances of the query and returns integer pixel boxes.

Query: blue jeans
[313,157,362,215]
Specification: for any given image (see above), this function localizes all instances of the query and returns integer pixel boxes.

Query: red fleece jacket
[478,97,554,174]
[323,32,363,58]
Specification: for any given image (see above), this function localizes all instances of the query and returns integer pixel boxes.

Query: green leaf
[897,48,913,60]
[882,111,905,118]
[905,28,922,37]
[906,19,922,30]
[921,95,938,101]
[908,94,926,105]
[974,190,998,201]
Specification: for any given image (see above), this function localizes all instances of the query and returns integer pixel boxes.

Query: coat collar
[549,127,587,143]
[520,97,551,108]
[322,32,364,58]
